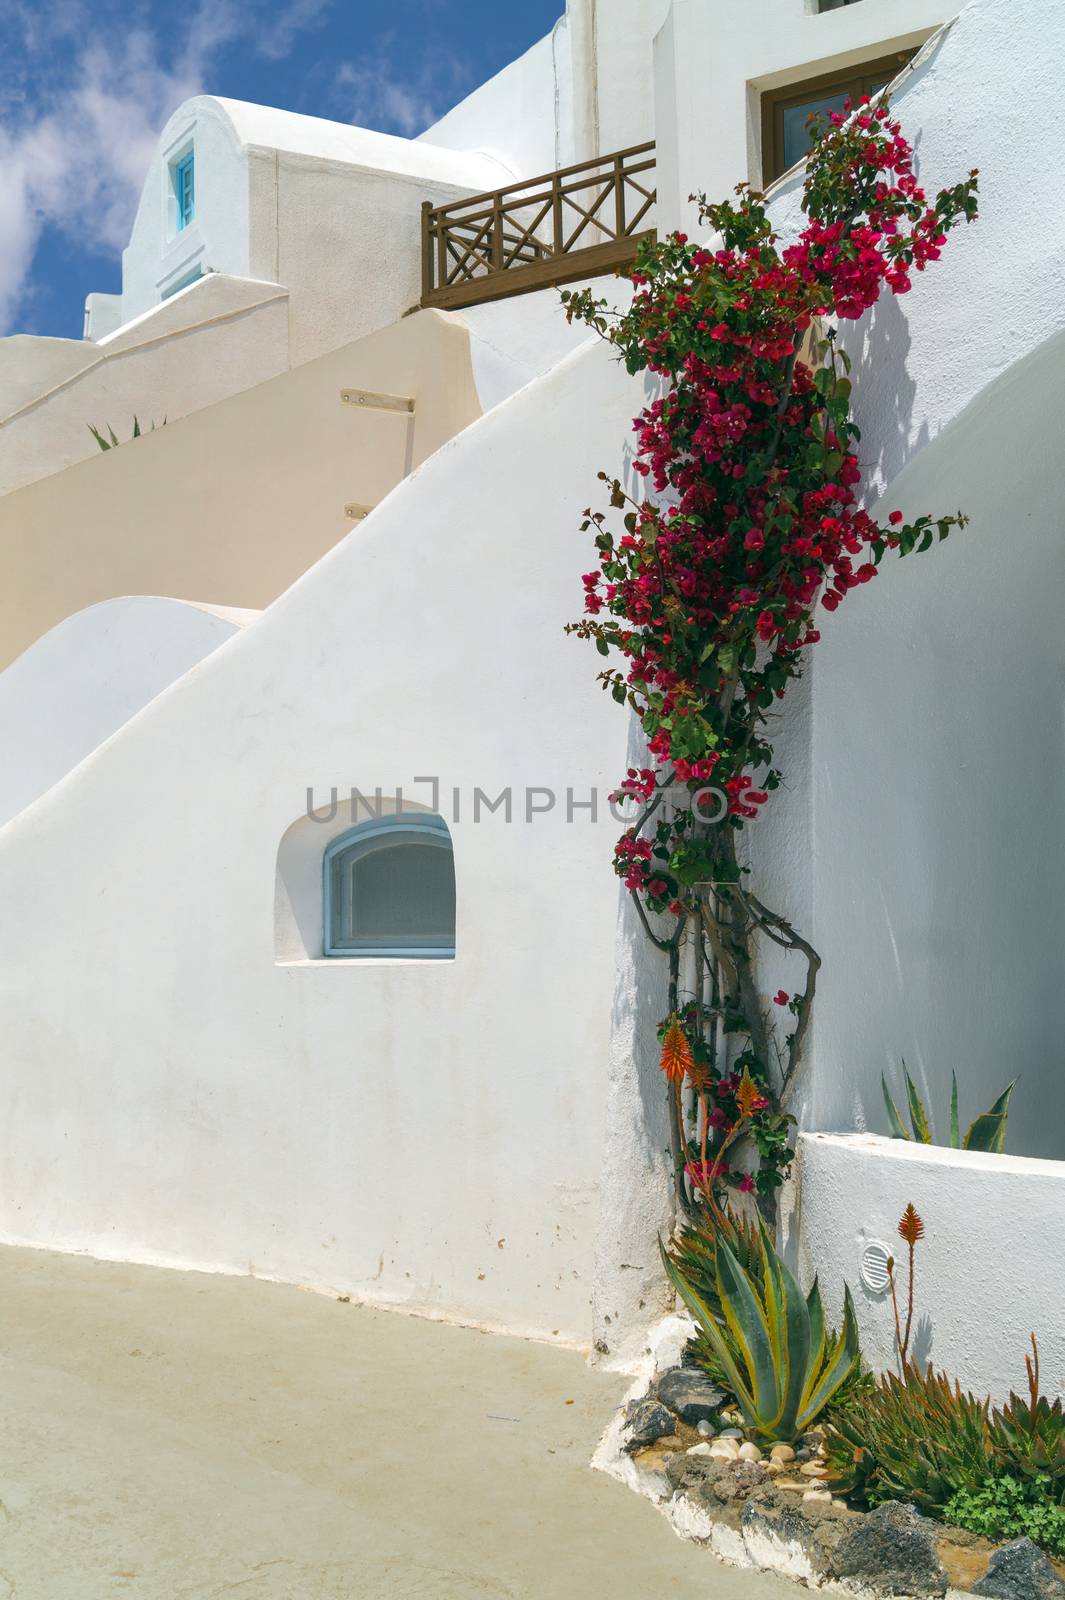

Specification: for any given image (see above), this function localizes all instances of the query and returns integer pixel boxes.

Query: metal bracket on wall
[340,389,417,513]
[340,389,415,414]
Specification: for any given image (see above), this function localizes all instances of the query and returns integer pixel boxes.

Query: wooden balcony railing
[420,142,656,311]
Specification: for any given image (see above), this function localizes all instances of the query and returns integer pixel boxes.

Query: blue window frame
[323,814,456,959]
[174,152,195,230]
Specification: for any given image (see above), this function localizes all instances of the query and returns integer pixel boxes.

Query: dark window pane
[782,91,850,170]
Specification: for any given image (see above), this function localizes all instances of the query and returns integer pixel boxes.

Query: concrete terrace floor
[0,1245,799,1600]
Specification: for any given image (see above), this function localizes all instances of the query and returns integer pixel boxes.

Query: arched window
[323,814,456,958]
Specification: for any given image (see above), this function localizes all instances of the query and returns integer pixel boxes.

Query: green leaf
[660,1240,756,1417]
[881,1074,911,1141]
[950,1072,961,1149]
[964,1080,1015,1153]
[904,1066,933,1144]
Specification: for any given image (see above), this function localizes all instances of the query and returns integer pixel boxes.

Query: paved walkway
[0,1245,795,1599]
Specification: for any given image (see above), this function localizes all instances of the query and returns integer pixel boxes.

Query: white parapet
[794,1131,1065,1402]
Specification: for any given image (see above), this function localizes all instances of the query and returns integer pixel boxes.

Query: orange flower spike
[659,1016,693,1084]
[897,1203,925,1246]
[735,1067,769,1123]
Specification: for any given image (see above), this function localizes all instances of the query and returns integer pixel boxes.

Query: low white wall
[0,274,289,497]
[0,599,256,829]
[795,1133,1065,1402]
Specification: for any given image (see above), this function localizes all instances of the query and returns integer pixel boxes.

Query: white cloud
[0,0,331,334]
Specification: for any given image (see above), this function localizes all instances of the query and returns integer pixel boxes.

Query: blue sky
[0,0,563,339]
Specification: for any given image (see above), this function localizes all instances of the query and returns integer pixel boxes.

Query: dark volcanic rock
[831,1500,949,1596]
[623,1396,675,1453]
[973,1538,1065,1600]
[665,1453,768,1505]
[741,1491,857,1580]
[689,1459,769,1507]
[655,1366,727,1426]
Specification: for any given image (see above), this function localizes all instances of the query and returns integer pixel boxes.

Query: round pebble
[769,1443,796,1463]
[697,1420,714,1437]
[718,1428,744,1439]
[738,1442,763,1463]
[709,1440,740,1461]
[687,1441,712,1457]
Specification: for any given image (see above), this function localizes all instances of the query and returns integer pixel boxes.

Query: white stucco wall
[0,307,480,669]
[117,96,517,371]
[795,1134,1065,1401]
[419,0,668,175]
[0,335,642,1345]
[796,330,1065,1161]
[0,599,256,829]
[419,29,566,176]
[0,274,290,497]
[746,0,1065,1160]
[120,98,252,323]
[654,0,949,232]
[457,279,621,413]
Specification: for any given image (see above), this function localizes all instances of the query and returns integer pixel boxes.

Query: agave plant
[662,1213,860,1444]
[881,1065,1014,1153]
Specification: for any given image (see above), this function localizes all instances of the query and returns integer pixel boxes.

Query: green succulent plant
[825,1365,996,1514]
[824,1338,1065,1529]
[881,1065,1014,1153]
[662,1212,860,1444]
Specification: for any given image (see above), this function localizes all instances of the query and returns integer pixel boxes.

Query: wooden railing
[420,142,656,311]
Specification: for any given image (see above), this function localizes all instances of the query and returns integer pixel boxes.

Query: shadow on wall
[592,709,677,1359]
[849,291,928,496]
[808,325,1065,1162]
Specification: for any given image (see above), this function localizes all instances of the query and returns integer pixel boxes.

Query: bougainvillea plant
[562,98,978,1215]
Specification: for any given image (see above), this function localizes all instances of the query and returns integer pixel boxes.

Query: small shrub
[945,1475,1065,1557]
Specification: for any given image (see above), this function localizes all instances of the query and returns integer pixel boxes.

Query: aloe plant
[88,415,166,451]
[881,1066,1014,1153]
[662,1214,860,1444]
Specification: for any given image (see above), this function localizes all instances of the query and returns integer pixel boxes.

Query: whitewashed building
[0,0,1061,1400]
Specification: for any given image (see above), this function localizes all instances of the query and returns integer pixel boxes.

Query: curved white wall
[0,599,256,829]
[120,98,252,322]
[795,1133,1065,1401]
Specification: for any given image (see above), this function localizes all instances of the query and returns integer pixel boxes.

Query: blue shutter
[175,153,195,230]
